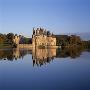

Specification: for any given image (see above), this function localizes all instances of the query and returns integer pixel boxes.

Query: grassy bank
[0,44,12,49]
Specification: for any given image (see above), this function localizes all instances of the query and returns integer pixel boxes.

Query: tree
[6,33,14,44]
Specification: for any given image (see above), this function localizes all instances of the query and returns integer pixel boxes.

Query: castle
[13,28,56,48]
[32,28,56,47]
[13,34,20,45]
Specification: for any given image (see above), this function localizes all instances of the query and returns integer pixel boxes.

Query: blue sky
[0,0,90,37]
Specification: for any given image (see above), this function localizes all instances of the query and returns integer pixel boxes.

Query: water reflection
[32,48,56,66]
[0,47,90,66]
[0,48,32,61]
[56,46,86,58]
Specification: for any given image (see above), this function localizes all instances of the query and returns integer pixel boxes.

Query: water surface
[0,47,90,90]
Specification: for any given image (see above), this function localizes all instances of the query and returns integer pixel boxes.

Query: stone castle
[13,28,56,48]
[32,28,56,47]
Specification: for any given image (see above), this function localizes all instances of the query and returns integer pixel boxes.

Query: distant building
[32,28,56,47]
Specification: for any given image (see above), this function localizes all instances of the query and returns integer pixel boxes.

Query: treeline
[0,33,90,48]
[55,34,90,50]
[0,33,32,48]
[55,35,83,46]
[0,33,16,48]
[0,33,13,44]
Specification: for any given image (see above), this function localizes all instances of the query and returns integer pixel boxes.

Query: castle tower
[32,28,36,48]
[13,35,20,46]
[33,28,35,35]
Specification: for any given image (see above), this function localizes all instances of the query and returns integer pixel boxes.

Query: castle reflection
[32,48,56,66]
[0,47,90,66]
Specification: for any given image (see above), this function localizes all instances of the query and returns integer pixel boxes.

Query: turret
[33,27,35,35]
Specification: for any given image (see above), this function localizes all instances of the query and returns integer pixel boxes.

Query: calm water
[0,47,90,90]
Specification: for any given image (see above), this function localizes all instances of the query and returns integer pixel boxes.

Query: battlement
[33,27,52,36]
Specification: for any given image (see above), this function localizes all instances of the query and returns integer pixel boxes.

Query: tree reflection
[56,46,84,58]
[0,46,90,66]
[0,48,32,61]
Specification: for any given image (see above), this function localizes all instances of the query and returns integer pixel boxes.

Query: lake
[0,47,90,90]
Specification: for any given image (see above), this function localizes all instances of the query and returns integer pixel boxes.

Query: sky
[0,0,90,37]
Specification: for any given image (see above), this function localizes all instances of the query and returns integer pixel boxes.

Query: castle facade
[13,28,56,48]
[32,28,56,47]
